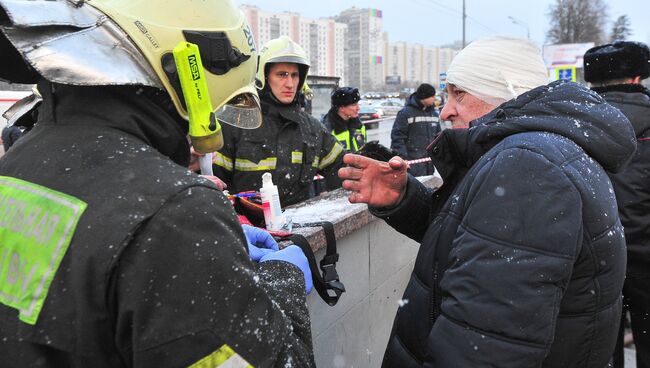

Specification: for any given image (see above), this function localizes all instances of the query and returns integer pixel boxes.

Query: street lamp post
[508,16,530,39]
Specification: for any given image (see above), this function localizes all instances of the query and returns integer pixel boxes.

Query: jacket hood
[470,80,637,173]
[36,81,191,167]
[591,84,650,137]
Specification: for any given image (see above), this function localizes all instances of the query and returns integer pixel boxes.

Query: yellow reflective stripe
[291,151,303,164]
[189,344,253,368]
[213,152,233,172]
[312,156,320,168]
[319,143,343,169]
[234,157,277,171]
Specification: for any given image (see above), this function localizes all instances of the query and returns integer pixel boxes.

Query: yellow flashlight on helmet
[172,41,223,153]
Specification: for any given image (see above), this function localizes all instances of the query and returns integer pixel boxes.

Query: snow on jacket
[593,84,650,276]
[373,80,636,368]
[390,94,440,176]
[214,95,344,207]
[0,82,315,367]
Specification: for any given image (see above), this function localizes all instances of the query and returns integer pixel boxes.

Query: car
[372,99,403,116]
[359,105,384,121]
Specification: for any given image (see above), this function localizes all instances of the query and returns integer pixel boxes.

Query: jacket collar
[591,84,650,137]
[591,83,650,97]
[37,81,191,167]
[326,107,362,134]
[406,94,434,112]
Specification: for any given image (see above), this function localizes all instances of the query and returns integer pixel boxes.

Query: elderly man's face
[440,84,496,126]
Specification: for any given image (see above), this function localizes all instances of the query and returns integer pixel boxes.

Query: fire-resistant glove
[260,245,313,294]
[242,224,279,262]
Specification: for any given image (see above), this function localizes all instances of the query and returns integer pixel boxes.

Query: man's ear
[632,76,642,84]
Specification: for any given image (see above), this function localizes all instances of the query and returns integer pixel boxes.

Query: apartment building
[336,8,385,91]
[240,5,346,83]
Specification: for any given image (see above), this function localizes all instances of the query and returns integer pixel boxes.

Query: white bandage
[447,36,548,105]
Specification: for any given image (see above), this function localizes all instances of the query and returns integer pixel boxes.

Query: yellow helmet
[256,36,310,92]
[302,81,314,101]
[87,0,262,130]
[0,0,261,130]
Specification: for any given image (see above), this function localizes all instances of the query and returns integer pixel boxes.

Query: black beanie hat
[584,41,650,82]
[331,87,361,107]
[415,83,436,99]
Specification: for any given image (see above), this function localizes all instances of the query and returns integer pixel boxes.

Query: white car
[372,100,403,116]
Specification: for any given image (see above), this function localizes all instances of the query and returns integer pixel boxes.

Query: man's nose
[440,103,454,121]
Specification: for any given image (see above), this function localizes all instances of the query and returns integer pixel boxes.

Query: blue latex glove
[242,224,279,262]
[260,245,313,294]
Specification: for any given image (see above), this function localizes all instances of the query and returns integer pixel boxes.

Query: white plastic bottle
[260,172,284,231]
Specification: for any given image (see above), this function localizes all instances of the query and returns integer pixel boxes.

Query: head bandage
[447,36,548,106]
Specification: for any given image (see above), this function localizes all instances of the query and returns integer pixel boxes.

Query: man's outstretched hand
[338,153,408,208]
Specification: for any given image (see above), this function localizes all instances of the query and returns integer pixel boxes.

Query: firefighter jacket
[322,108,366,153]
[0,82,315,367]
[214,97,344,207]
[373,81,635,367]
[390,94,440,176]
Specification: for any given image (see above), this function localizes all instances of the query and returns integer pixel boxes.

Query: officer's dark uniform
[214,94,344,207]
[0,83,315,367]
[390,94,440,177]
[322,108,366,153]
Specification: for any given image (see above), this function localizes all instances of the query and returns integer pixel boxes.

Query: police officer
[390,83,440,176]
[213,36,344,207]
[322,87,366,153]
[0,0,315,366]
[584,41,650,368]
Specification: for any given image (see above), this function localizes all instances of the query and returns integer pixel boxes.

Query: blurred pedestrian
[322,87,366,153]
[584,40,650,368]
[214,36,344,206]
[390,83,440,176]
[339,36,636,367]
[0,1,315,366]
[1,124,23,152]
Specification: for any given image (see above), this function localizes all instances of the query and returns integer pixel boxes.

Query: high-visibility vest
[332,125,366,153]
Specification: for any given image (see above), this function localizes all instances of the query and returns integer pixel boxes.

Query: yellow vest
[332,125,366,153]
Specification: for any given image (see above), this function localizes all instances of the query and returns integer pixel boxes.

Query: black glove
[357,140,399,162]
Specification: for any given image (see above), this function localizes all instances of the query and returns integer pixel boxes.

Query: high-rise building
[385,42,406,85]
[240,5,346,83]
[384,40,458,88]
[336,7,384,92]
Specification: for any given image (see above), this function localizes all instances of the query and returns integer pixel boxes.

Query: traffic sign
[556,66,576,82]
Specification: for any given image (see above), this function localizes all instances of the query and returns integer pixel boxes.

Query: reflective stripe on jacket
[214,99,344,207]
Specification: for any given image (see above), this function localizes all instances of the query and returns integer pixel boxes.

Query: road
[365,117,394,147]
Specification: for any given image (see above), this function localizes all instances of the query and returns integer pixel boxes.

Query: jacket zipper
[431,261,440,325]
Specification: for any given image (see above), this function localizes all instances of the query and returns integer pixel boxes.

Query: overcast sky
[239,0,650,48]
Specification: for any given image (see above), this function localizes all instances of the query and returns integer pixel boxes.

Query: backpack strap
[279,221,345,306]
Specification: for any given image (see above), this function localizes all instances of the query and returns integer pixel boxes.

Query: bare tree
[546,0,609,45]
[610,15,632,41]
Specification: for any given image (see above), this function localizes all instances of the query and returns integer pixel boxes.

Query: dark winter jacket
[322,107,366,153]
[593,84,650,276]
[390,94,440,177]
[0,82,315,367]
[373,81,636,368]
[1,124,23,151]
[214,96,344,207]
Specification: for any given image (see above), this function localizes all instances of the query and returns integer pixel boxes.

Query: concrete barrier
[283,176,441,367]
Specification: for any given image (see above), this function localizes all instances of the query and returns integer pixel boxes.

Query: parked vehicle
[372,99,403,116]
[359,105,384,121]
